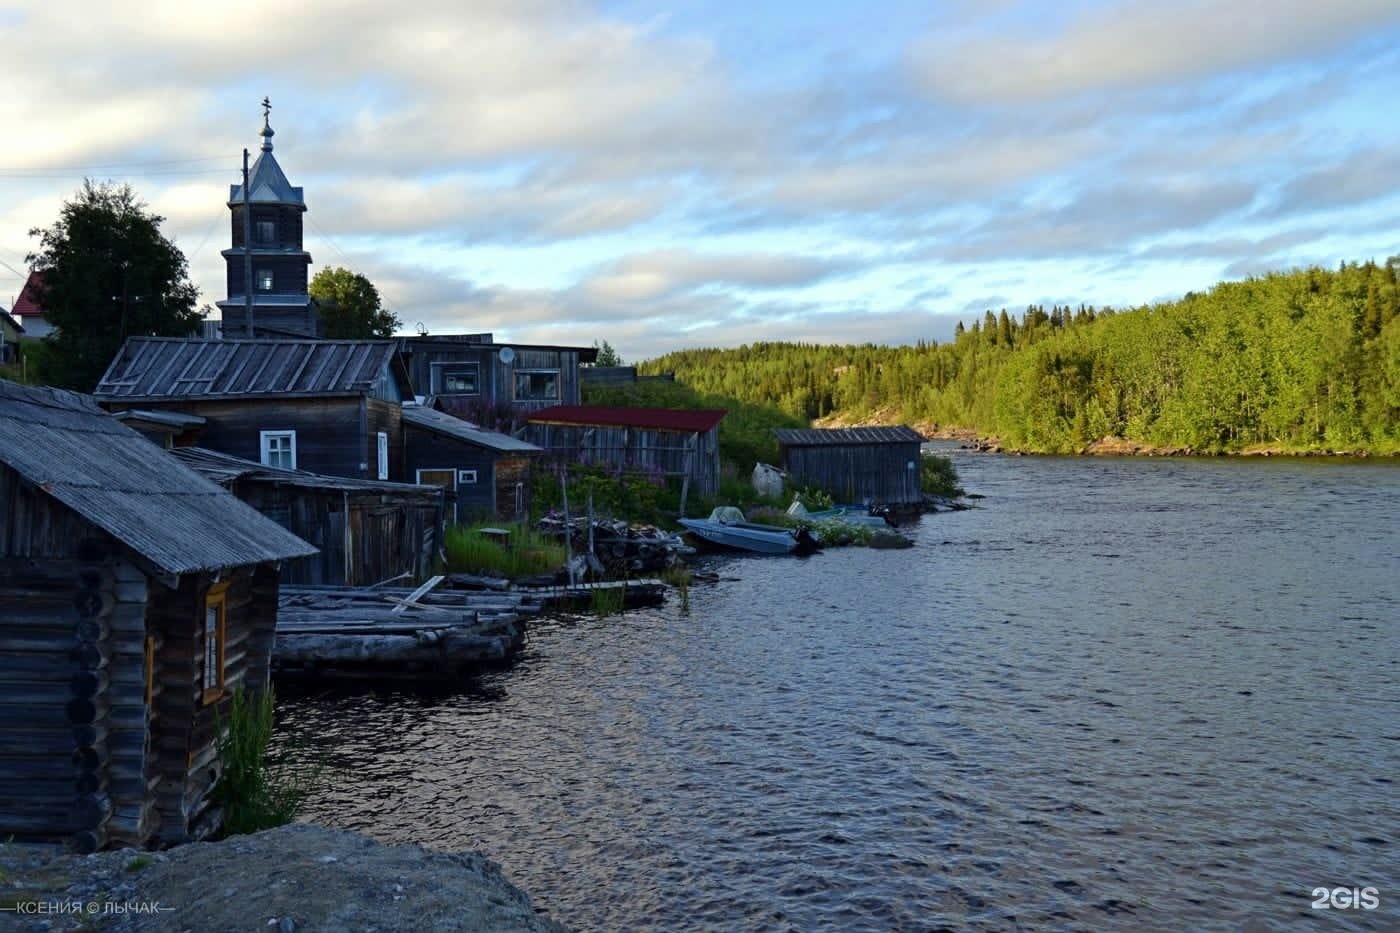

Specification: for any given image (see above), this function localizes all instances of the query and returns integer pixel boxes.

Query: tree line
[639,259,1400,454]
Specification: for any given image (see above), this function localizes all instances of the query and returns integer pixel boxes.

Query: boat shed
[0,380,316,851]
[526,405,726,498]
[773,426,926,507]
[402,405,543,522]
[170,447,445,586]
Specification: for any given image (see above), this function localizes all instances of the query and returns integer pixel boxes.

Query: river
[279,450,1399,930]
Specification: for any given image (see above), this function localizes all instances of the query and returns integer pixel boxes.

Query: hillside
[638,259,1400,455]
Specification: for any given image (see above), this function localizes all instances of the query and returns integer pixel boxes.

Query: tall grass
[590,583,627,617]
[214,686,320,836]
[443,523,568,579]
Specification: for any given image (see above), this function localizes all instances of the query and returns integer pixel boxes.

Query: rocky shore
[0,824,566,932]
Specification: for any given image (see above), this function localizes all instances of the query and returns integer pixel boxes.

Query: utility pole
[242,147,254,336]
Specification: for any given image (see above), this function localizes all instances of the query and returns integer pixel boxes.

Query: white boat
[678,507,819,555]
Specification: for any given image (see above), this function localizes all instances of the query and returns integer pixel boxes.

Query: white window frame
[377,432,389,480]
[513,369,560,402]
[431,362,481,396]
[256,268,274,291]
[457,469,478,485]
[259,430,297,470]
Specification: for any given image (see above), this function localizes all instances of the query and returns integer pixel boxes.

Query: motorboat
[785,499,895,528]
[678,507,820,555]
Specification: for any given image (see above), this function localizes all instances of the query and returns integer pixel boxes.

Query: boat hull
[678,518,798,555]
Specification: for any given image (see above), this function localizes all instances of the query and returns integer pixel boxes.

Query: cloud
[577,249,856,303]
[1267,149,1400,217]
[909,0,1400,104]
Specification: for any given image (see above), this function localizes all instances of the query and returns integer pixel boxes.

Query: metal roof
[0,380,317,575]
[528,405,727,433]
[170,447,446,497]
[94,338,411,401]
[0,308,23,334]
[773,426,926,446]
[112,409,207,430]
[401,406,542,453]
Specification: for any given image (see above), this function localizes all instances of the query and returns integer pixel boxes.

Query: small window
[260,430,297,470]
[256,269,274,291]
[377,432,389,480]
[432,363,480,396]
[202,583,229,704]
[255,220,276,244]
[457,469,478,485]
[514,369,560,402]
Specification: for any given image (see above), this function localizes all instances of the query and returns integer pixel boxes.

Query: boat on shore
[785,500,896,528]
[679,507,821,555]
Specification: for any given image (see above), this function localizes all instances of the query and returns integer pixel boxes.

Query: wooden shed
[170,447,444,586]
[525,405,726,498]
[0,380,316,851]
[773,426,926,507]
[402,405,542,523]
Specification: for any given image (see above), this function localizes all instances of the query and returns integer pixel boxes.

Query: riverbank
[0,824,565,932]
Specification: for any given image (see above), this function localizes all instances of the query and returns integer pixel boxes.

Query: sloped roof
[402,406,542,453]
[773,426,926,446]
[0,379,316,575]
[528,405,727,433]
[0,308,23,334]
[170,447,445,498]
[94,338,411,401]
[10,270,46,318]
[228,150,304,207]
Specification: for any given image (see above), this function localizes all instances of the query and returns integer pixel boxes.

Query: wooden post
[561,471,574,587]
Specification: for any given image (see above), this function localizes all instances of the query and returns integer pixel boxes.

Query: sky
[2,0,1399,363]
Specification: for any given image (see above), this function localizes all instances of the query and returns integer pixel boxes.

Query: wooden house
[171,447,444,586]
[396,333,598,427]
[525,405,726,498]
[0,380,316,851]
[0,307,22,364]
[8,270,54,340]
[402,405,543,523]
[773,426,926,507]
[93,337,412,482]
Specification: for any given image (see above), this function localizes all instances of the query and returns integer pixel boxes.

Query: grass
[214,686,321,836]
[659,564,692,613]
[590,583,627,617]
[443,522,568,580]
[124,855,153,873]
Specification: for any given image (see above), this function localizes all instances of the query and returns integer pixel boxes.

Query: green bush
[920,454,963,498]
[214,686,318,836]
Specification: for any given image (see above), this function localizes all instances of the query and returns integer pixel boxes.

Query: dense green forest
[637,259,1400,454]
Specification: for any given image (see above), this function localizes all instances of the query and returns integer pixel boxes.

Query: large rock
[0,823,566,932]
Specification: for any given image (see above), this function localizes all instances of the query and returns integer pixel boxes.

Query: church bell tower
[216,99,318,338]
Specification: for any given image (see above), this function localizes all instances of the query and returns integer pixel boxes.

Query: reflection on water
[279,453,1400,930]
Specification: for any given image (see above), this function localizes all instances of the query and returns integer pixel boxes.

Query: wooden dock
[273,577,668,680]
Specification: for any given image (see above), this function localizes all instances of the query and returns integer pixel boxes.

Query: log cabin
[0,379,316,851]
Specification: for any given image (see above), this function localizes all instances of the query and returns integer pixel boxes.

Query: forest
[637,259,1400,454]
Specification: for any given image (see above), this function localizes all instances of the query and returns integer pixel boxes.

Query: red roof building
[525,405,727,497]
[9,271,54,339]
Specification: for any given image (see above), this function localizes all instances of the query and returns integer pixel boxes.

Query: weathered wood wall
[779,441,924,505]
[403,426,538,521]
[102,397,386,480]
[526,423,720,496]
[397,339,585,416]
[234,480,440,586]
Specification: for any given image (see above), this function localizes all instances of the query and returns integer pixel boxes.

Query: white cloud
[910,0,1400,103]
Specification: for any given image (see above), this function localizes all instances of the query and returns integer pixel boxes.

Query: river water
[280,450,1399,930]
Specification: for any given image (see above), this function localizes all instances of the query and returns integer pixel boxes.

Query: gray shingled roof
[0,380,317,574]
[171,447,447,497]
[773,426,926,446]
[402,406,542,453]
[93,338,411,401]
